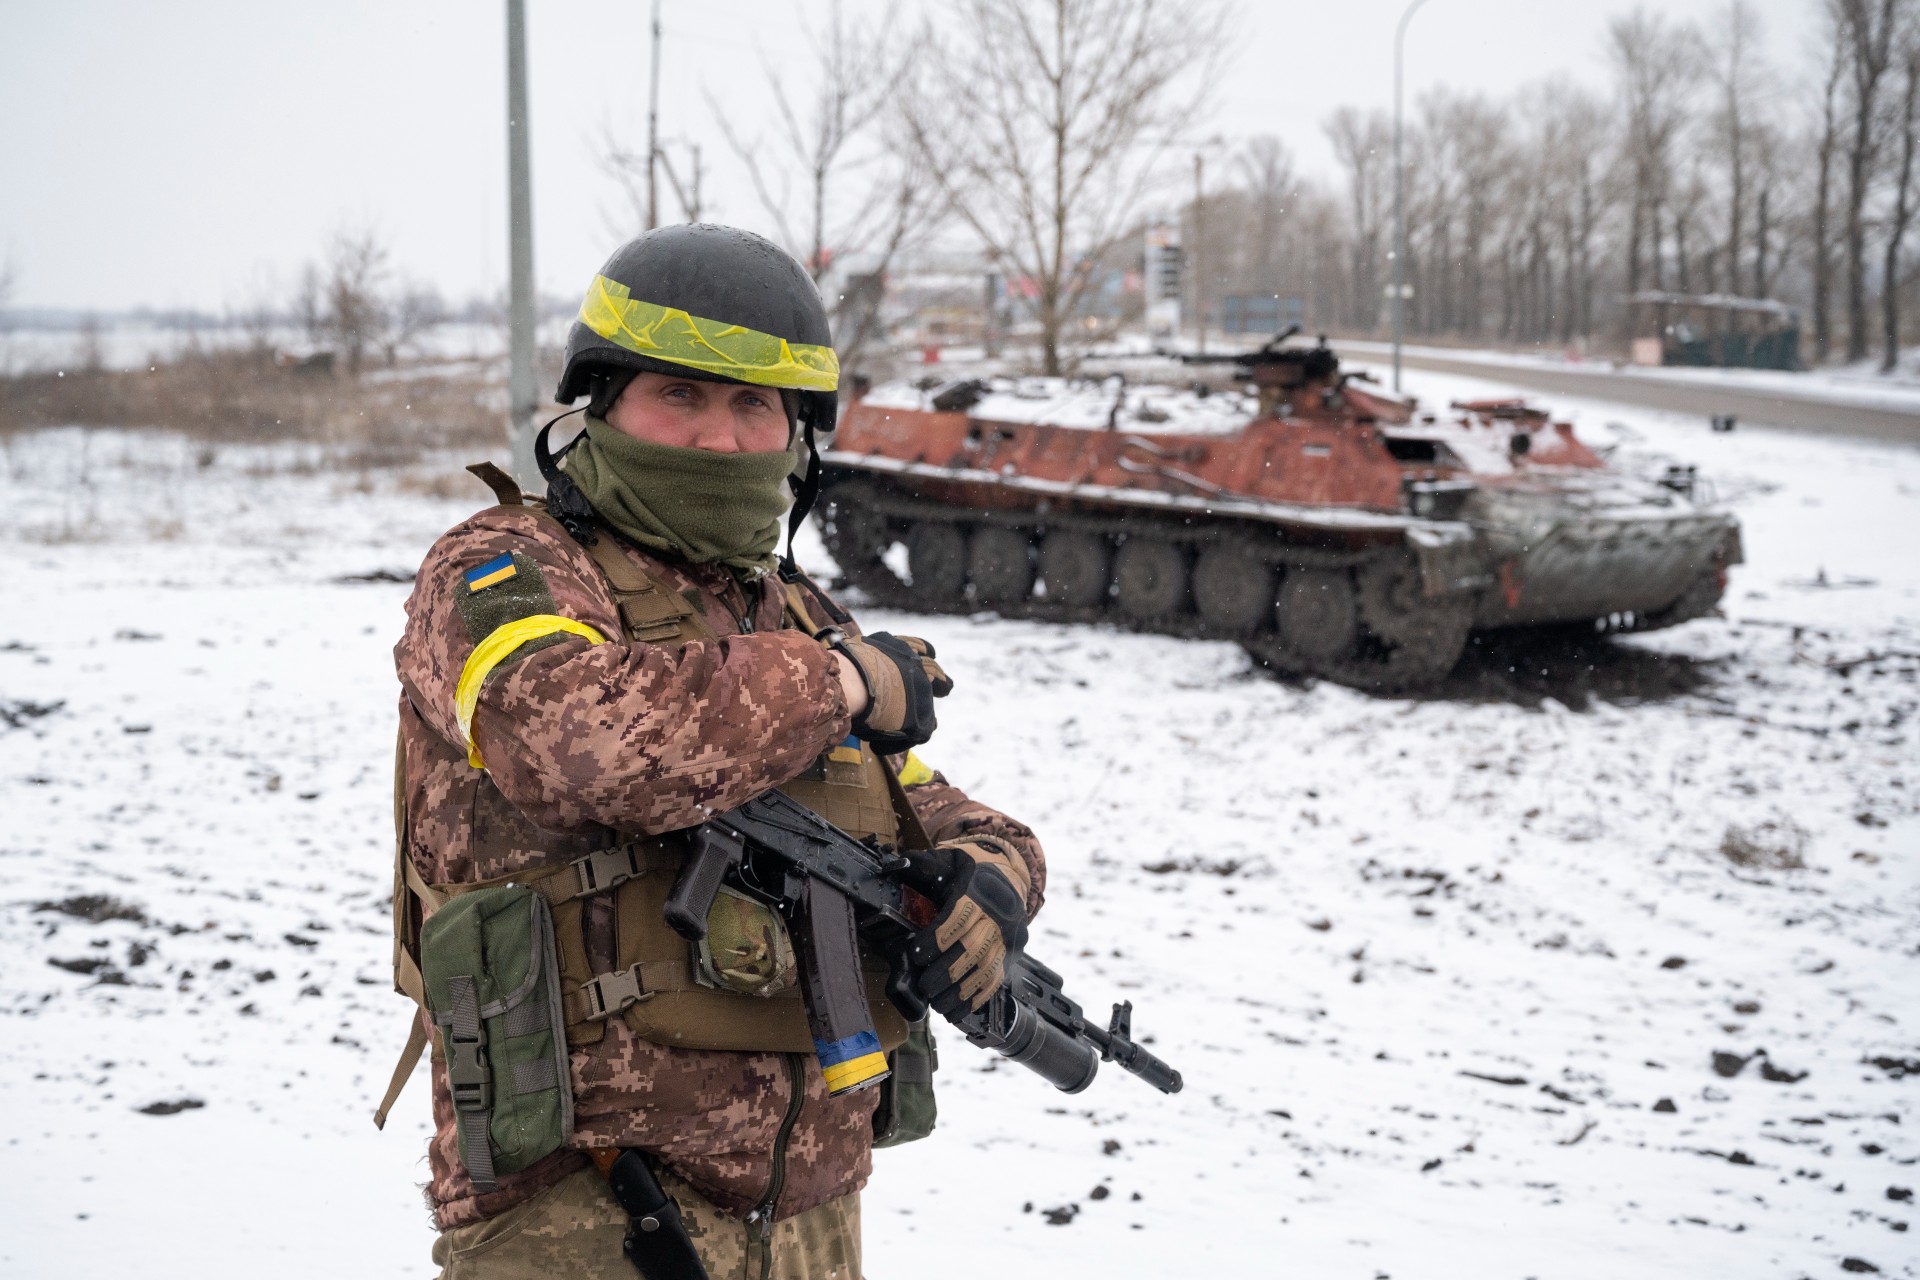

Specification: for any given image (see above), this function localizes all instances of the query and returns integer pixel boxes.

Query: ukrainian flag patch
[464,553,518,593]
[828,734,864,765]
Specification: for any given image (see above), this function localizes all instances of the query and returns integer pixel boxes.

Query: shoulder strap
[466,461,524,507]
[505,501,714,648]
[778,565,853,631]
[882,756,935,852]
[378,727,433,1130]
[779,580,822,635]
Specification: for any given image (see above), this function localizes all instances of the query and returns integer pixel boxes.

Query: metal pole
[1192,152,1205,353]
[646,0,661,230]
[505,0,539,487]
[1392,0,1429,394]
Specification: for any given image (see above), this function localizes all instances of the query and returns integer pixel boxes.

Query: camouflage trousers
[431,1162,863,1280]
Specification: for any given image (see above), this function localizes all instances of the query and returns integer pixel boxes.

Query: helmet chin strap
[779,415,822,581]
[533,407,595,544]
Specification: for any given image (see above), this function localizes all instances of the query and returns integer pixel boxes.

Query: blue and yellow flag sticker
[814,1030,888,1094]
[828,734,864,765]
[464,554,518,593]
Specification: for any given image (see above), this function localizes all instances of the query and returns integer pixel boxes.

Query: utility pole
[646,0,662,230]
[505,0,539,486]
[1192,152,1206,353]
[1392,0,1430,393]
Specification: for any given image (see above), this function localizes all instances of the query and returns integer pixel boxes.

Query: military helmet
[555,224,838,436]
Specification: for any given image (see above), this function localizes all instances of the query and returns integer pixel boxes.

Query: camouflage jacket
[393,502,1046,1231]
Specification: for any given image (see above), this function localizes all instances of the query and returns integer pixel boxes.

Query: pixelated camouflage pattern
[430,1163,861,1280]
[396,503,1045,1234]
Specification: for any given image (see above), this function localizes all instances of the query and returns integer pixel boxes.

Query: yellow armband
[454,615,607,768]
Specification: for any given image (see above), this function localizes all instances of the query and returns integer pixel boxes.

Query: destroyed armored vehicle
[813,334,1743,691]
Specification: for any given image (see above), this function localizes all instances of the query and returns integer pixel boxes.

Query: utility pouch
[872,1017,938,1147]
[419,882,573,1192]
[692,885,800,998]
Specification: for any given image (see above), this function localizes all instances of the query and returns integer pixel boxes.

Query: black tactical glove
[831,632,952,755]
[907,837,1031,1015]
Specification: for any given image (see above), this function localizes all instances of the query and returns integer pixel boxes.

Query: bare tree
[384,281,447,366]
[1710,1,1767,295]
[700,1,941,374]
[226,265,286,364]
[1326,107,1392,332]
[1748,115,1787,298]
[904,0,1225,374]
[1441,93,1508,336]
[1543,87,1613,340]
[709,1,900,276]
[1609,9,1701,307]
[1882,25,1920,369]
[293,264,326,348]
[1837,0,1900,361]
[601,132,706,228]
[1670,161,1712,291]
[1236,135,1298,296]
[319,227,390,377]
[1813,13,1849,360]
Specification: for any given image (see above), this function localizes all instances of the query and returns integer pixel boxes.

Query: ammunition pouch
[872,1018,939,1148]
[418,883,574,1192]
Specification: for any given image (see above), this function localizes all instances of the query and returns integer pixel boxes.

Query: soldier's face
[605,372,790,454]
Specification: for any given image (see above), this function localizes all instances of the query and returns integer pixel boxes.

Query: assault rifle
[665,789,1183,1098]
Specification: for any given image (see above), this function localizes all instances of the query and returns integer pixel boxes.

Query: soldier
[380,224,1046,1279]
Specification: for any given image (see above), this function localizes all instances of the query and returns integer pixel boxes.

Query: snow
[864,376,1263,436]
[1339,339,1920,419]
[1,368,1916,1277]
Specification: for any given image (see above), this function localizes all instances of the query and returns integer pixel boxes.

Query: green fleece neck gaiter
[562,416,795,574]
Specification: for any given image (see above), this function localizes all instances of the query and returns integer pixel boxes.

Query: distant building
[1627,292,1801,371]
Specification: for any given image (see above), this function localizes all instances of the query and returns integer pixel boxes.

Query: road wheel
[1273,568,1359,661]
[1353,551,1474,688]
[905,522,967,607]
[1039,530,1111,607]
[968,526,1035,608]
[816,487,897,593]
[1113,538,1188,621]
[1193,542,1273,635]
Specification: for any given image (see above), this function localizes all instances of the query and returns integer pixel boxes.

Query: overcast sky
[0,0,1822,314]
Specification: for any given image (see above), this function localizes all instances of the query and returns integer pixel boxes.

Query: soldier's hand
[831,632,952,755]
[908,836,1031,1015]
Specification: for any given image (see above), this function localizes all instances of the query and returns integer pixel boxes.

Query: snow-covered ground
[1,369,1915,1278]
[1339,338,1920,419]
[0,320,571,376]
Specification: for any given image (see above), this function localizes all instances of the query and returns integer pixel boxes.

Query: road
[1339,342,1920,444]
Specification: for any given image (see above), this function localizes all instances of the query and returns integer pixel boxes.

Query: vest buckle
[581,965,653,1021]
[571,845,645,900]
[446,1035,493,1112]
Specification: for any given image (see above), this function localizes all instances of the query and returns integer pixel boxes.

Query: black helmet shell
[557,224,838,433]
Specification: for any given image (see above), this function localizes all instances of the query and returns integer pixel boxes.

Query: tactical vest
[375,475,925,1129]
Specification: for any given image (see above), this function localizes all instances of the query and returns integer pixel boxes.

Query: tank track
[815,475,1478,693]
